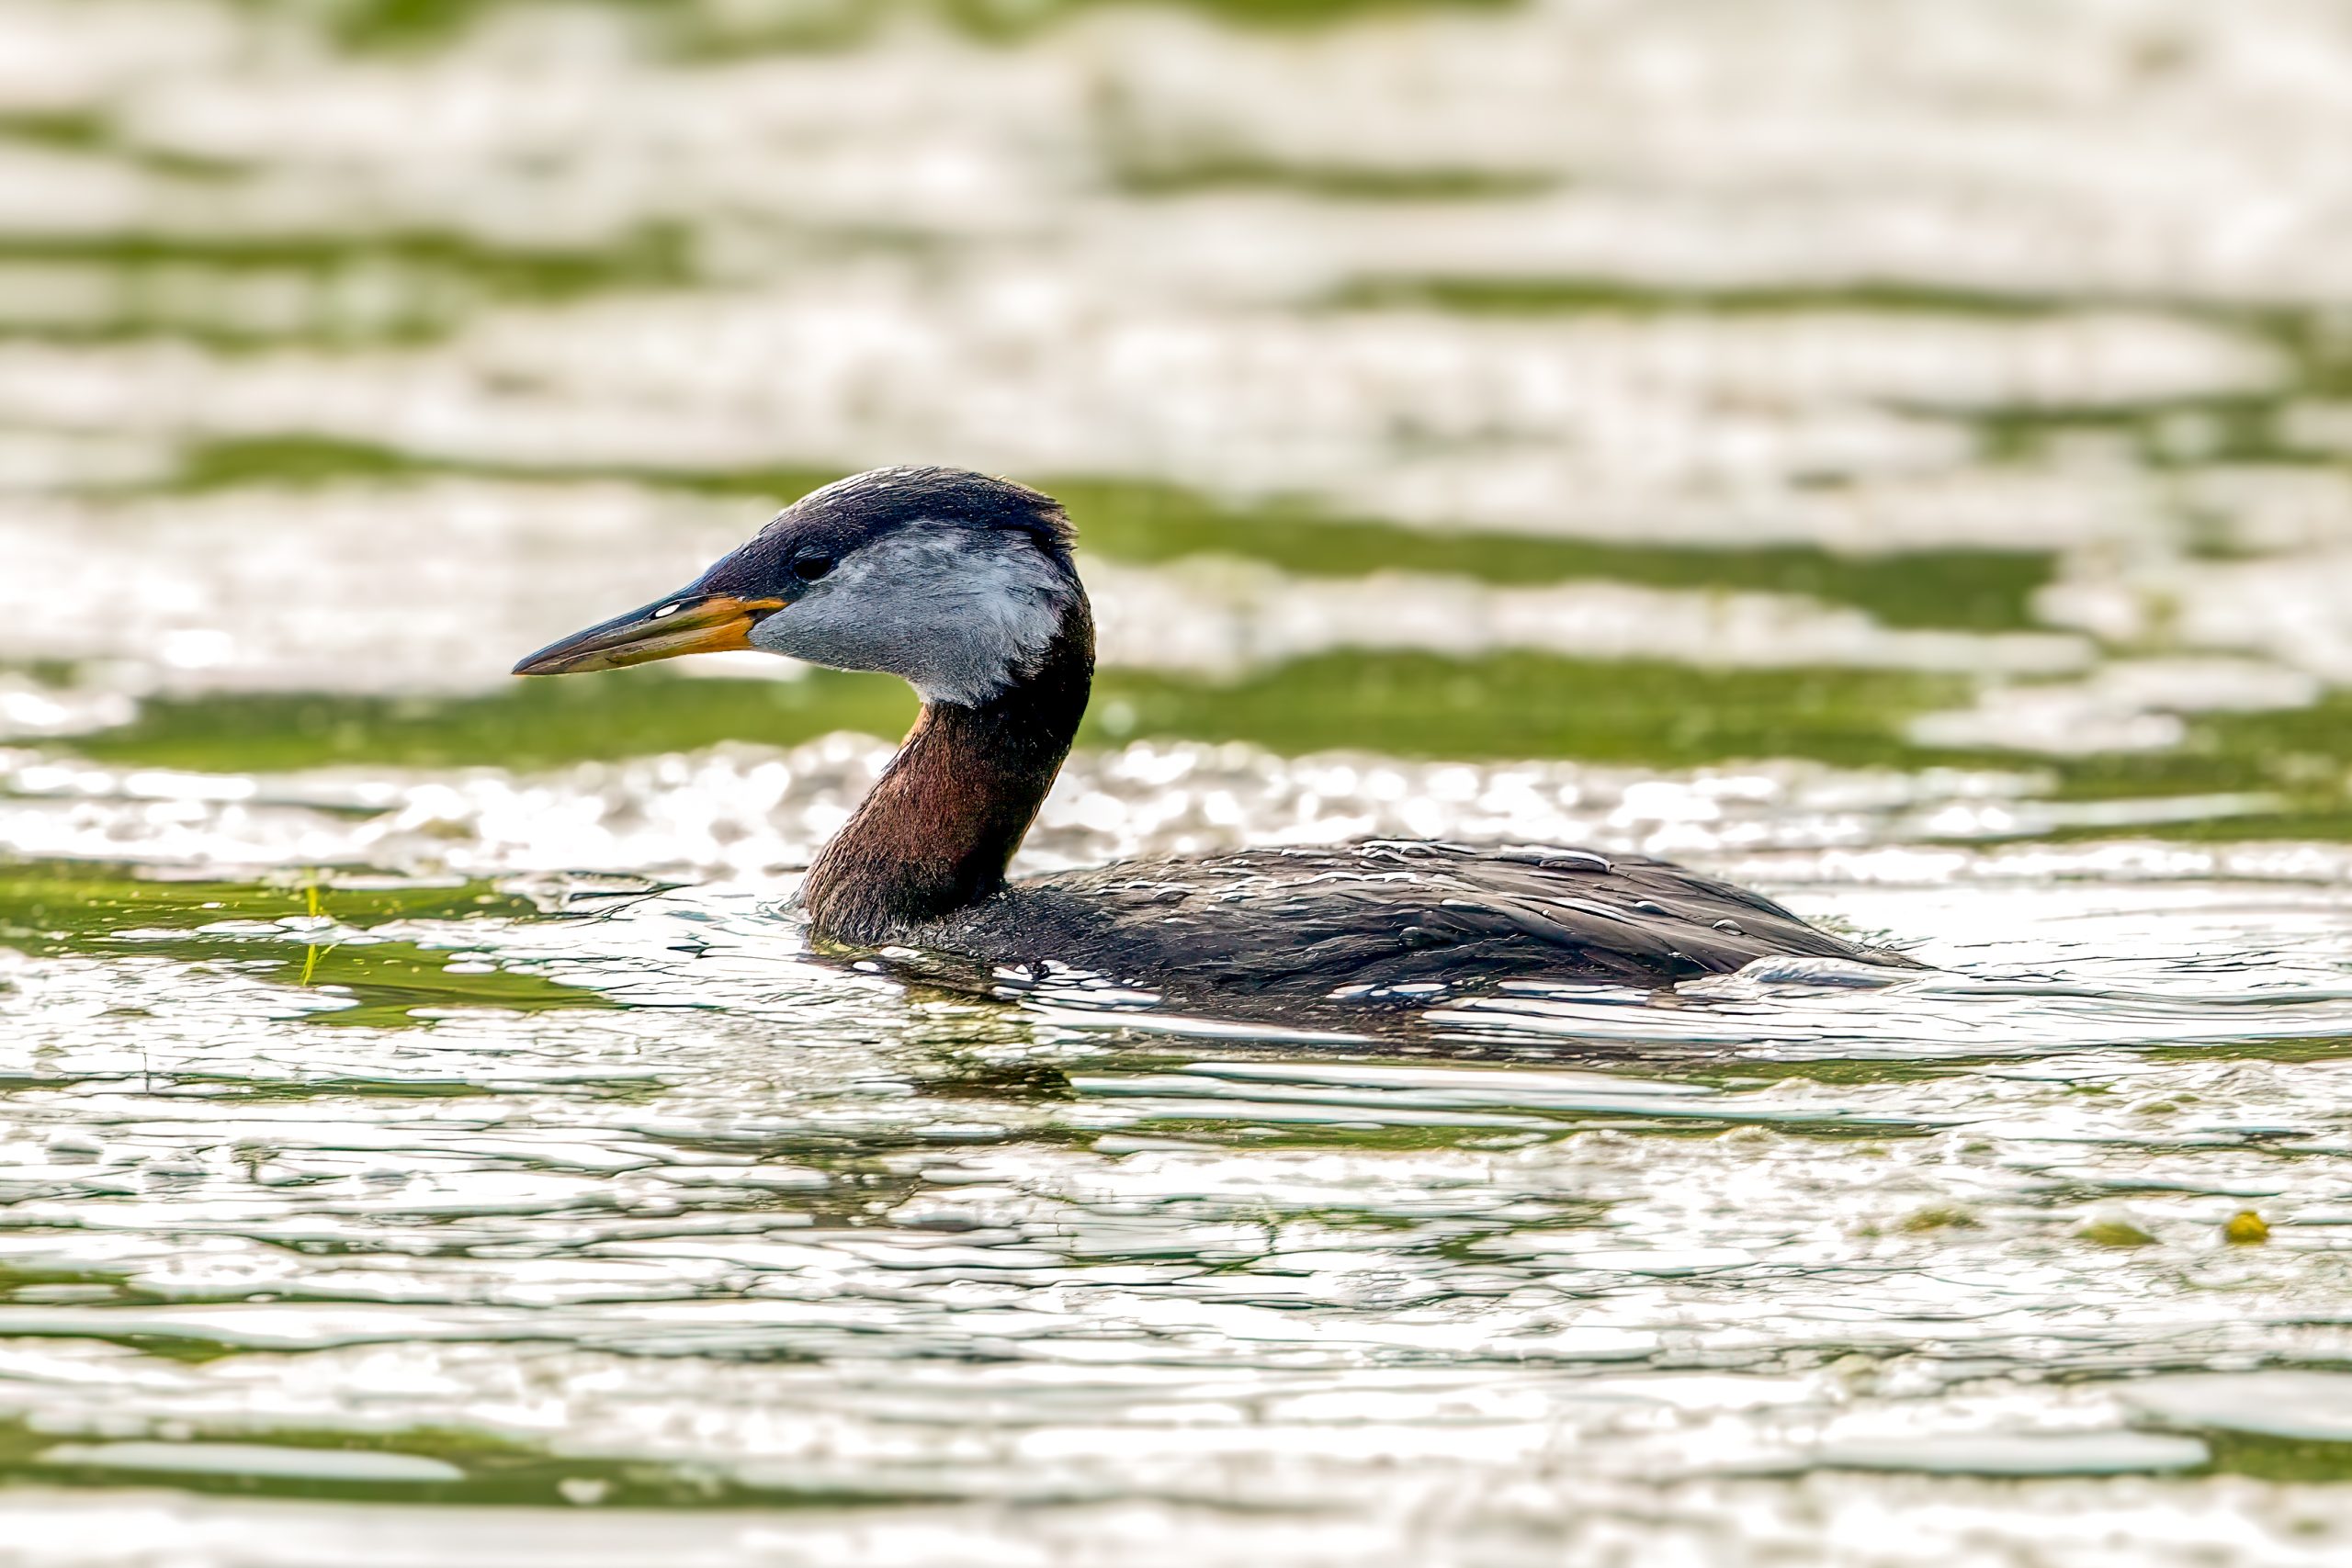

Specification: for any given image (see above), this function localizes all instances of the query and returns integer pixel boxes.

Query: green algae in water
[0,862,537,957]
[1969,392,2290,472]
[1336,277,2352,479]
[0,861,607,1027]
[0,1264,142,1308]
[56,655,1962,771]
[175,435,461,491]
[0,230,700,299]
[1047,479,2057,633]
[56,669,917,773]
[1334,275,2078,320]
[2030,690,2352,838]
[1112,155,1555,201]
[2193,1429,2352,1484]
[283,0,1522,51]
[0,228,697,348]
[0,113,247,180]
[0,1414,947,1509]
[168,438,2061,633]
[1096,653,1965,765]
[0,113,113,152]
[269,938,619,1028]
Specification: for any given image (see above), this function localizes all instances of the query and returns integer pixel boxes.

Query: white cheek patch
[748,528,1073,705]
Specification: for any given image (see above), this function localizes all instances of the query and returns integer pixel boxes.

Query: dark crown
[784,467,1074,558]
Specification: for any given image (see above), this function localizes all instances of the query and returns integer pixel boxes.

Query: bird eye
[790,555,835,583]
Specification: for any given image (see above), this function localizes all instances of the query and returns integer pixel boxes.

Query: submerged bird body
[515,467,1916,1016]
[909,841,1907,1012]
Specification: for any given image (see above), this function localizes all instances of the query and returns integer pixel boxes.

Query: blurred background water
[7,1,2352,1563]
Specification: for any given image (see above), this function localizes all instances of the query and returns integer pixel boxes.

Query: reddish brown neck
[800,602,1093,944]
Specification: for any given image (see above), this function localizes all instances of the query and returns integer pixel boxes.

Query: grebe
[515,468,1917,1016]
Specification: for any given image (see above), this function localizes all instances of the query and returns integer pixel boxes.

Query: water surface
[6,1,2352,1562]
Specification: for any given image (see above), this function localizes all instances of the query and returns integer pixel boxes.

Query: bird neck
[800,597,1093,944]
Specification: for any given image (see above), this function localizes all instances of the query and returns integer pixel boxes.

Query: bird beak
[512,592,786,676]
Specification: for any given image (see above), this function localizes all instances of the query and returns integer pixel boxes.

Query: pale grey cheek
[749,590,1020,706]
[741,535,1070,706]
[750,599,908,675]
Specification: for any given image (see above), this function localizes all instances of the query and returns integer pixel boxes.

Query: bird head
[513,467,1082,707]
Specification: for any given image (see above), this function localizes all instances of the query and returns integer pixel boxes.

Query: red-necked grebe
[514,467,1917,1015]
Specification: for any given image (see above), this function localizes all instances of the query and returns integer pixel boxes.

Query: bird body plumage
[894,840,1917,1016]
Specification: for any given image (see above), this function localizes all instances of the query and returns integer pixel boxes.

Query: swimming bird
[514,468,1917,1018]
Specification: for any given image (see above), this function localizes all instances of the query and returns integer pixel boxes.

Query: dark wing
[902,840,1916,1010]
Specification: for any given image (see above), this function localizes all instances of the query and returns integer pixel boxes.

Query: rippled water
[9,752,2352,1565]
[10,0,2352,1562]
